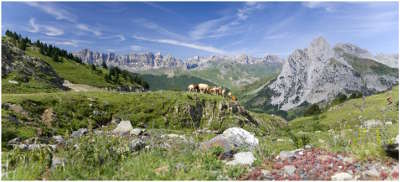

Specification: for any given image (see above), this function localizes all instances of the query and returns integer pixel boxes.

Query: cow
[221,88,226,97]
[198,83,209,94]
[231,95,237,101]
[188,84,199,92]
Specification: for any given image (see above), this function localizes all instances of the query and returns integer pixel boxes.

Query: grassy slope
[2,91,286,148]
[287,86,399,159]
[25,47,114,88]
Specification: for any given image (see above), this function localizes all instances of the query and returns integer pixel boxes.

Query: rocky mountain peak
[307,36,333,61]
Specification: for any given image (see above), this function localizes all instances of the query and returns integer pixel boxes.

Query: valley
[1,31,399,180]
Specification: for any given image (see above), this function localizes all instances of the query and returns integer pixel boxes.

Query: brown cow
[387,96,393,105]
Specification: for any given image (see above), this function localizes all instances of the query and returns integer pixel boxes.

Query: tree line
[104,66,149,89]
[5,30,82,63]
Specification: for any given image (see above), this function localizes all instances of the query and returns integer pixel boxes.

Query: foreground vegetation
[2,86,398,180]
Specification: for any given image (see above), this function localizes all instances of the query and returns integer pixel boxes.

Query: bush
[349,92,363,99]
[304,104,321,116]
[332,93,347,105]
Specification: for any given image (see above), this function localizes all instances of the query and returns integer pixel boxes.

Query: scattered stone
[15,144,28,150]
[111,117,121,124]
[364,167,380,178]
[112,120,133,136]
[331,172,353,180]
[283,165,296,176]
[71,128,88,138]
[8,137,20,145]
[8,80,19,84]
[28,144,42,150]
[226,152,256,166]
[304,144,312,149]
[94,130,103,135]
[154,165,169,175]
[200,127,258,152]
[52,135,64,144]
[385,121,393,125]
[51,156,65,169]
[343,157,355,164]
[278,151,295,160]
[130,139,145,152]
[130,128,145,136]
[362,119,382,128]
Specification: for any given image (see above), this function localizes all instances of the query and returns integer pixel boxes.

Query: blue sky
[2,2,398,58]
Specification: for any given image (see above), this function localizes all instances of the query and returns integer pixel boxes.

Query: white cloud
[302,2,335,12]
[43,26,64,36]
[133,35,226,54]
[237,2,264,20]
[130,45,144,51]
[143,2,176,15]
[117,34,126,41]
[101,34,126,41]
[28,18,39,33]
[27,17,64,36]
[189,2,264,40]
[77,24,102,36]
[189,17,230,40]
[55,40,78,47]
[25,2,76,22]
[132,18,185,40]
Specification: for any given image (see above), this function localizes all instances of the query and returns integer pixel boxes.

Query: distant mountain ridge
[73,49,284,72]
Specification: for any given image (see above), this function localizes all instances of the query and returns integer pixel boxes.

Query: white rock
[130,128,145,136]
[8,80,19,84]
[278,151,295,160]
[364,167,379,178]
[385,121,393,125]
[226,152,255,166]
[283,165,296,176]
[221,127,259,149]
[362,119,383,128]
[71,128,88,138]
[52,135,64,144]
[331,172,353,180]
[112,120,133,136]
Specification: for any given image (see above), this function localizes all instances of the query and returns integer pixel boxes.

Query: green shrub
[304,104,321,116]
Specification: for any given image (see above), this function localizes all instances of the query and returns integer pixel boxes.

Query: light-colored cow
[198,83,209,94]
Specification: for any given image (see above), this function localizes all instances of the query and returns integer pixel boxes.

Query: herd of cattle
[187,83,237,101]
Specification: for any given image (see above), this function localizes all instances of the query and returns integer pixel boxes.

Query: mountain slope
[246,37,398,113]
[1,32,148,93]
[2,37,67,93]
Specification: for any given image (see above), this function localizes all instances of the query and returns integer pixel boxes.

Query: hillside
[288,86,398,159]
[1,32,148,94]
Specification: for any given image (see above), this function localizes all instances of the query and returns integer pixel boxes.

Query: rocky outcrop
[2,40,67,90]
[263,37,398,110]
